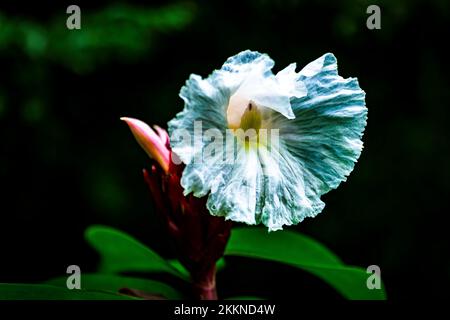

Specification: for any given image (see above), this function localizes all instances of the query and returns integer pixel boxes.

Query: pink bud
[121,117,170,173]
[153,125,170,148]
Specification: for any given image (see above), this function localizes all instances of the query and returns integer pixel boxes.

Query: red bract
[122,117,232,300]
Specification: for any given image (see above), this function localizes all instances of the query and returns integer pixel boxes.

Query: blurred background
[0,0,449,300]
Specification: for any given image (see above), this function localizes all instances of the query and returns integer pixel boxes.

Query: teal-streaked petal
[276,63,308,98]
[206,146,263,225]
[219,50,296,119]
[179,139,234,198]
[168,73,230,165]
[273,52,367,215]
[252,53,367,230]
[258,146,324,231]
[220,50,275,88]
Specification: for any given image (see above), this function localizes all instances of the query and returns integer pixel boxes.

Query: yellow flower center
[227,92,265,149]
[239,102,262,131]
[227,93,262,130]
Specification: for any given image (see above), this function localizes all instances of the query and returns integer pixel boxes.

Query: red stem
[192,264,218,300]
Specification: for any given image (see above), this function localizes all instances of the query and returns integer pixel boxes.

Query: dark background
[0,0,449,299]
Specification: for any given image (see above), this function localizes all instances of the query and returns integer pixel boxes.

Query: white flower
[168,50,367,231]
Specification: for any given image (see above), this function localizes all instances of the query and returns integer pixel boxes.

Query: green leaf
[168,257,225,278]
[225,228,386,300]
[45,274,184,299]
[167,260,190,278]
[85,225,188,281]
[0,283,134,300]
[216,257,226,272]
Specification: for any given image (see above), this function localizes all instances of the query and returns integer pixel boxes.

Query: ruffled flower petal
[168,50,367,231]
[276,53,367,193]
[169,74,230,165]
[216,50,301,120]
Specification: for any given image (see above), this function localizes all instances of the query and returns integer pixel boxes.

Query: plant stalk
[192,264,218,300]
